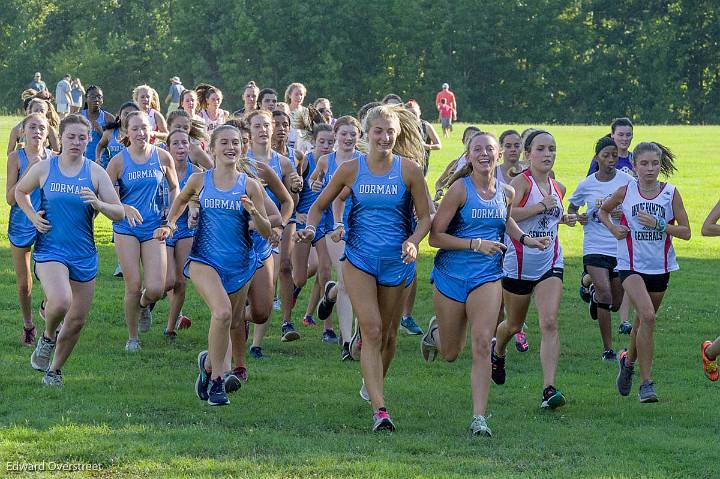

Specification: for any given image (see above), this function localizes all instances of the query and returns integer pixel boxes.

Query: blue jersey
[297,151,322,214]
[174,159,198,240]
[81,109,108,161]
[247,149,285,209]
[346,154,413,259]
[325,151,360,231]
[113,146,165,239]
[34,156,96,260]
[100,128,125,169]
[587,153,635,177]
[434,177,506,279]
[286,146,297,168]
[8,148,50,247]
[189,170,257,274]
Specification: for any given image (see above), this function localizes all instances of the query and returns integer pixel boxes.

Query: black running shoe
[208,377,229,406]
[249,346,267,360]
[281,321,300,342]
[589,285,599,320]
[317,281,337,321]
[341,342,353,361]
[490,338,506,385]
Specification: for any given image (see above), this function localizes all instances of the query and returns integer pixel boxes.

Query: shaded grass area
[0,118,719,478]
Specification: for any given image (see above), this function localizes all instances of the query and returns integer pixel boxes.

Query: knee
[318,264,331,281]
[212,306,232,326]
[279,260,293,276]
[471,333,493,360]
[441,347,460,362]
[63,315,86,333]
[250,302,271,324]
[361,321,382,345]
[593,286,612,304]
[539,316,558,335]
[637,308,656,326]
[144,285,164,303]
[48,296,72,316]
[124,278,142,296]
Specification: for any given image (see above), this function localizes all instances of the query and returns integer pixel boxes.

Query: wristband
[333,222,344,231]
[655,217,667,233]
[305,224,317,234]
[519,233,529,246]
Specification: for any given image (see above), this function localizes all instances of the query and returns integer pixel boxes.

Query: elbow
[428,231,439,248]
[701,224,712,237]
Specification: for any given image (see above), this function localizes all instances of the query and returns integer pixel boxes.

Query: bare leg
[532,278,563,388]
[622,275,664,383]
[49,279,95,371]
[12,245,34,328]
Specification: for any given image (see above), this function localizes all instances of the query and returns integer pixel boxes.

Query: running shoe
[302,315,317,327]
[175,314,192,330]
[223,371,241,394]
[400,315,423,335]
[322,329,339,344]
[196,350,210,401]
[578,272,591,303]
[616,349,634,396]
[281,321,300,342]
[540,385,566,409]
[317,281,337,321]
[272,296,281,312]
[249,346,267,360]
[601,349,617,361]
[43,369,63,387]
[701,340,719,381]
[618,321,632,335]
[372,409,395,432]
[588,285,599,320]
[514,330,529,353]
[208,377,230,406]
[359,380,370,403]
[341,342,353,361]
[420,316,438,362]
[31,335,55,371]
[113,264,123,278]
[163,329,177,343]
[125,338,141,352]
[291,285,302,308]
[234,366,249,383]
[39,300,46,321]
[469,415,492,437]
[349,322,362,360]
[490,338,506,385]
[638,380,658,403]
[22,325,36,347]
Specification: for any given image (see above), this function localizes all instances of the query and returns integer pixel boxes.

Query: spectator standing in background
[165,76,185,116]
[438,98,453,138]
[29,72,47,95]
[55,74,73,118]
[70,78,85,113]
[435,82,457,127]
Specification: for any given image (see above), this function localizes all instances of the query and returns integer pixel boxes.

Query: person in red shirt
[435,82,457,122]
[437,98,453,138]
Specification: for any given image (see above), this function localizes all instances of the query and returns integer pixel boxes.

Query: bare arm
[85,162,124,221]
[434,158,459,194]
[403,159,431,261]
[599,186,629,239]
[244,178,271,239]
[702,200,720,237]
[424,123,442,151]
[189,143,213,169]
[258,162,293,225]
[95,130,111,165]
[428,180,469,250]
[7,124,20,155]
[666,189,691,241]
[47,128,60,152]
[159,148,180,211]
[279,154,301,208]
[6,152,20,206]
[155,172,204,240]
[303,160,356,233]
[508,174,546,222]
[15,161,51,233]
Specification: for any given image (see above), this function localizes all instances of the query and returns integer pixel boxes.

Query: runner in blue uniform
[17,114,124,386]
[421,132,547,437]
[296,104,431,432]
[7,113,54,346]
[155,124,271,406]
[106,111,179,351]
[80,86,114,162]
[95,102,140,168]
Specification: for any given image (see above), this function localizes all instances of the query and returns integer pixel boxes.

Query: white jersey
[569,170,634,257]
[201,109,227,132]
[617,181,678,274]
[454,156,507,184]
[503,171,564,280]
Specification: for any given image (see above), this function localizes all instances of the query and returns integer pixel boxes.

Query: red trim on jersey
[620,214,633,270]
[664,215,675,272]
[511,237,524,278]
[518,171,533,207]
[552,234,559,267]
[638,181,667,200]
[550,178,564,201]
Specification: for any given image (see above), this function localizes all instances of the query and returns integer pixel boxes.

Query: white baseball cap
[442,83,449,89]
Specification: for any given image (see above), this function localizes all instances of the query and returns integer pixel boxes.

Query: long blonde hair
[209,124,257,179]
[132,84,161,111]
[360,104,425,167]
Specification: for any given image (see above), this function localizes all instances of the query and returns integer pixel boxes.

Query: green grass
[1,118,719,478]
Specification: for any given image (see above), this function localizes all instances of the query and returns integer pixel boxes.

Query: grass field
[0,117,719,478]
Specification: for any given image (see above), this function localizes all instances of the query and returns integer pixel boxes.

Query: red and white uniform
[201,109,227,132]
[617,181,678,274]
[503,171,564,280]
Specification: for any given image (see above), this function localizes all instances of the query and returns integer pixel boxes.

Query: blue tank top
[81,110,107,161]
[35,156,96,259]
[100,128,125,169]
[175,159,197,234]
[190,170,256,270]
[434,177,507,279]
[286,146,297,168]
[346,154,413,258]
[296,151,321,214]
[247,149,285,208]
[325,151,360,229]
[114,146,165,232]
[8,149,47,239]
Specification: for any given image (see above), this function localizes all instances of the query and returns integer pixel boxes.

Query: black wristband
[519,233,529,246]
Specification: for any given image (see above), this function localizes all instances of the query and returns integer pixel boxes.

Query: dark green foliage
[2,0,720,123]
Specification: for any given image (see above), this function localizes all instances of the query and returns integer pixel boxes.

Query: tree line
[2,0,719,124]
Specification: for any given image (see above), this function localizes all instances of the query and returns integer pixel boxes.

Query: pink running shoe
[515,331,529,353]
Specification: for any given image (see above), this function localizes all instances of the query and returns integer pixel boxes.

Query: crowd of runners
[6,79,720,437]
